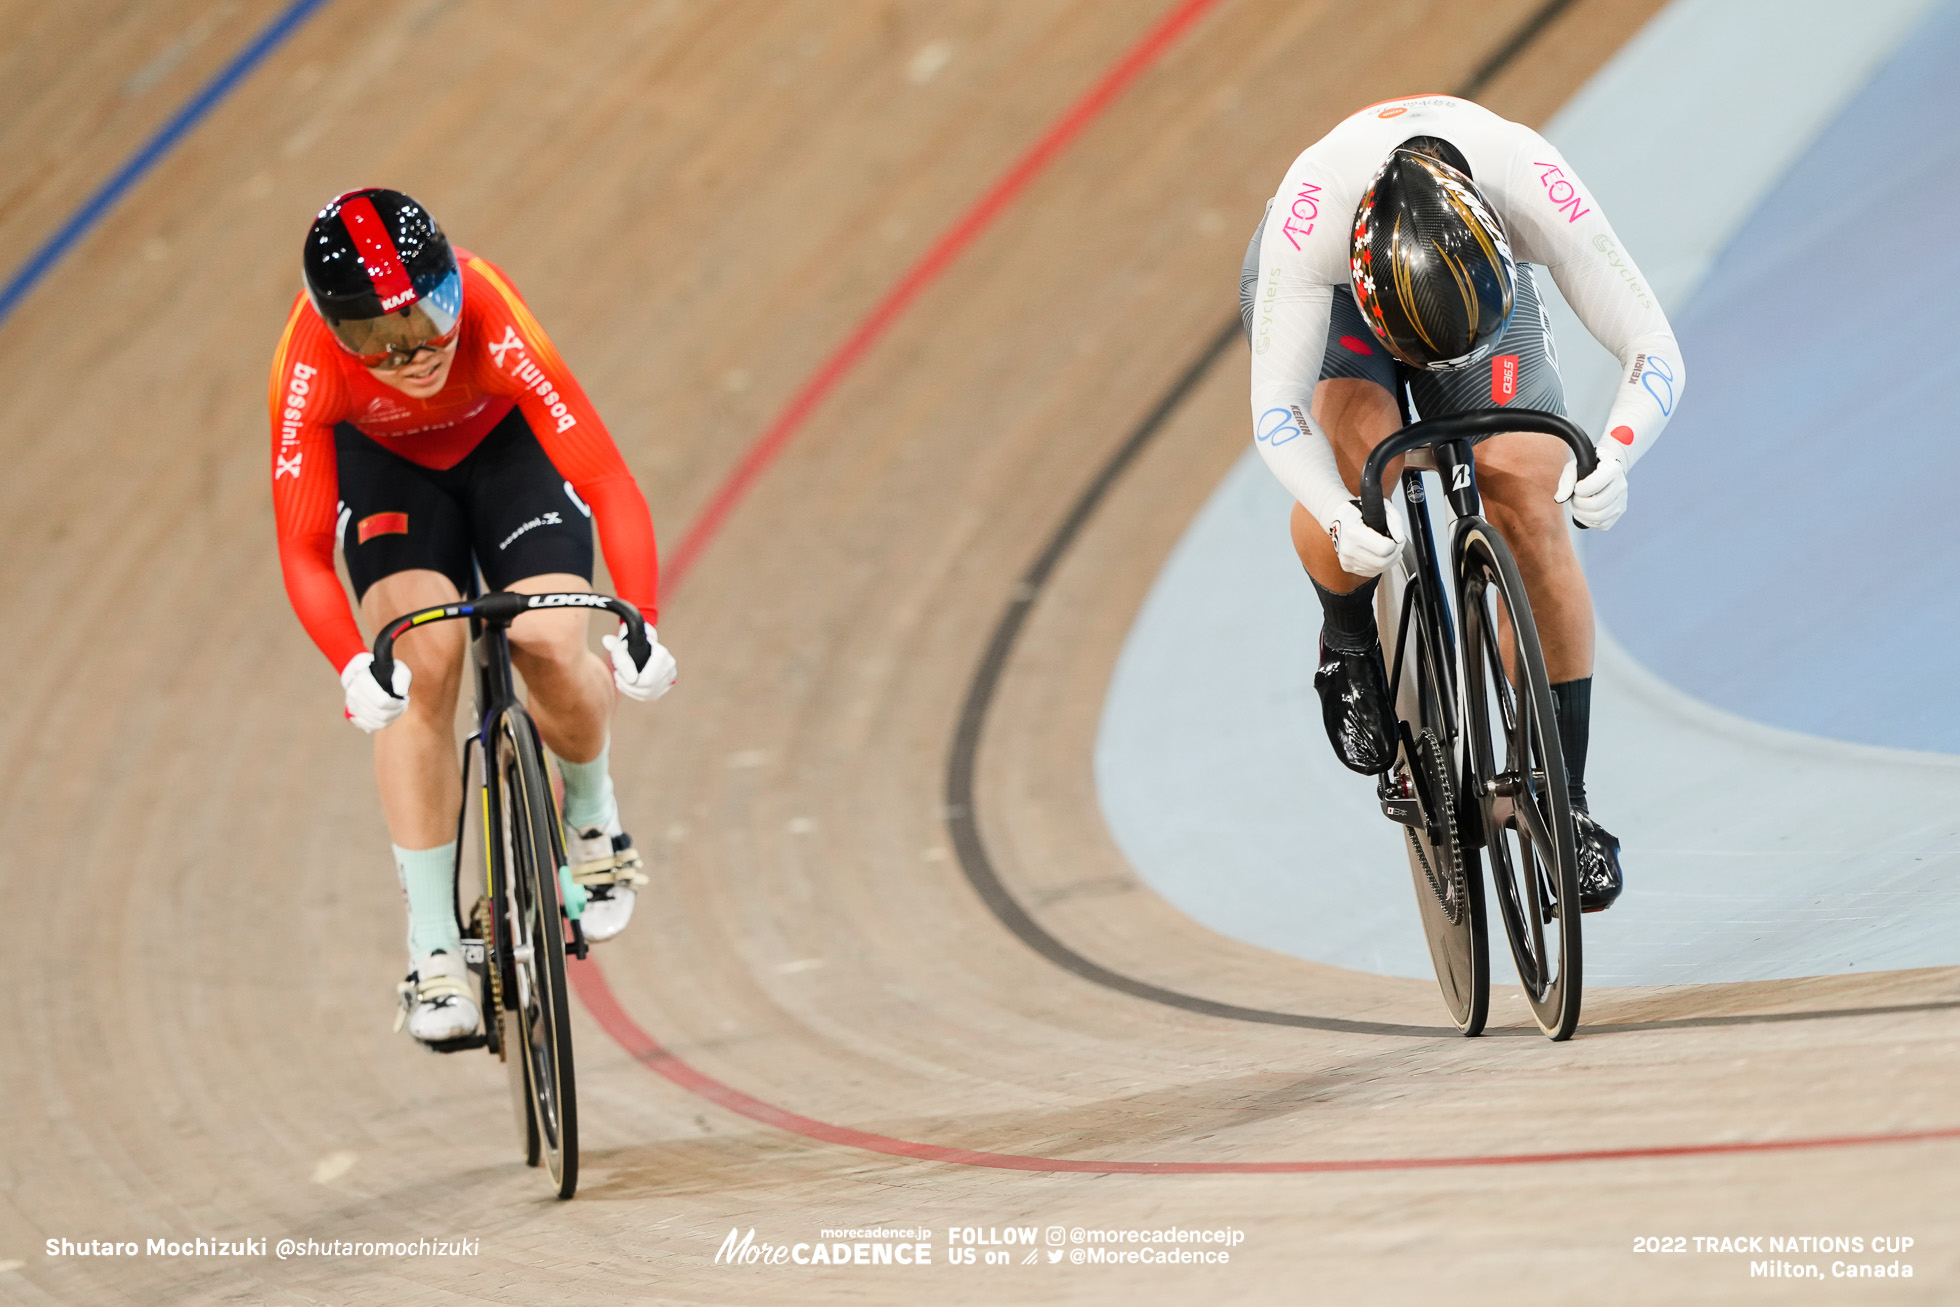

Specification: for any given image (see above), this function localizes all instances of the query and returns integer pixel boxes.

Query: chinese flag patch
[357,512,409,543]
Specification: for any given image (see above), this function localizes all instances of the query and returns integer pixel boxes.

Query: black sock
[1311,576,1380,653]
[1551,677,1591,812]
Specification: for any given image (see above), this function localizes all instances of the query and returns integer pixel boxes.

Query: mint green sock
[555,743,617,833]
[394,842,461,958]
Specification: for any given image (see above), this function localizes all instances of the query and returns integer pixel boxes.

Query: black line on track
[941,321,1455,1037]
[1459,0,1581,100]
[944,0,1665,1041]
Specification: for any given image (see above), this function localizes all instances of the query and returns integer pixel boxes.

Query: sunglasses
[323,267,464,369]
[346,322,462,370]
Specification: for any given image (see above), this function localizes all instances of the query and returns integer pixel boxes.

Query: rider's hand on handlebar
[1555,442,1629,530]
[340,651,411,732]
[603,624,678,702]
[1327,498,1406,579]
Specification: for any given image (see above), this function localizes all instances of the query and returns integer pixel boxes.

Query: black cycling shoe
[1313,638,1398,774]
[1574,811,1623,911]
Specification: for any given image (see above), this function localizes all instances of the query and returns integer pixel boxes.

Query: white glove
[1556,443,1630,530]
[340,651,410,732]
[603,624,677,702]
[1325,498,1406,579]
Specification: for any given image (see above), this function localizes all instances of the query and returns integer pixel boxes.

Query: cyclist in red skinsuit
[270,252,657,660]
[269,189,675,1045]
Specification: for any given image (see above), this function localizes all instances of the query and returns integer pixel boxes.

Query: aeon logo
[1531,160,1592,224]
[1281,182,1322,250]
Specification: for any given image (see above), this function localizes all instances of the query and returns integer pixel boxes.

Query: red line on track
[661,0,1228,591]
[572,960,1960,1173]
[576,0,1960,1178]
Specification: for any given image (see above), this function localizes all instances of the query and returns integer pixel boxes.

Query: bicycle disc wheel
[1456,521,1583,1040]
[492,706,578,1198]
[1405,725,1486,1033]
[1382,538,1489,1035]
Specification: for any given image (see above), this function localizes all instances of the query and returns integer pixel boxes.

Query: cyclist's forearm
[1250,275,1351,525]
[278,535,367,670]
[580,475,659,621]
[1253,412,1351,530]
[1537,217,1683,465]
[1598,325,1684,467]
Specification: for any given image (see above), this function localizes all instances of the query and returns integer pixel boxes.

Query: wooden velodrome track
[3,1,1957,1302]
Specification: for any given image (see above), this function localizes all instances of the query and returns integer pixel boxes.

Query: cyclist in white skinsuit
[1244,94,1684,909]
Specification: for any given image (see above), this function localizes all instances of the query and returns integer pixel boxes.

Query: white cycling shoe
[394,949,480,1044]
[564,822,648,943]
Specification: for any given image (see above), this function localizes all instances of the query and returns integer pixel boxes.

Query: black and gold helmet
[1348,144,1515,371]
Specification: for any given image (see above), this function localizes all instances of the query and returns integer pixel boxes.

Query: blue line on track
[0,0,333,332]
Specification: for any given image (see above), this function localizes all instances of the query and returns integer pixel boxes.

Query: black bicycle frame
[369,590,651,1026]
[1369,408,1596,782]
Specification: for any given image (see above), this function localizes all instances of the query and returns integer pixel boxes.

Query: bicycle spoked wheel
[1457,523,1582,1040]
[502,1010,541,1167]
[492,706,578,1198]
[479,897,542,1168]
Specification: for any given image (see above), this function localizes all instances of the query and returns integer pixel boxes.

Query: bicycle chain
[1409,731,1467,926]
[472,895,506,1062]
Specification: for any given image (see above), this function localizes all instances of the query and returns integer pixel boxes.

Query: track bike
[371,588,652,1199]
[1364,409,1596,1041]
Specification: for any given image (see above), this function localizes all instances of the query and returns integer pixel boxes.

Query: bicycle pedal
[459,937,487,972]
[1377,770,1423,827]
[420,1032,489,1055]
[1380,795,1422,826]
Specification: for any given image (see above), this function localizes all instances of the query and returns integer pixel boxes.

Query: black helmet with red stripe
[303,188,462,364]
[1348,143,1515,371]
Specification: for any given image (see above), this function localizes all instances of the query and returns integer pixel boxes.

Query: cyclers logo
[275,362,317,479]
